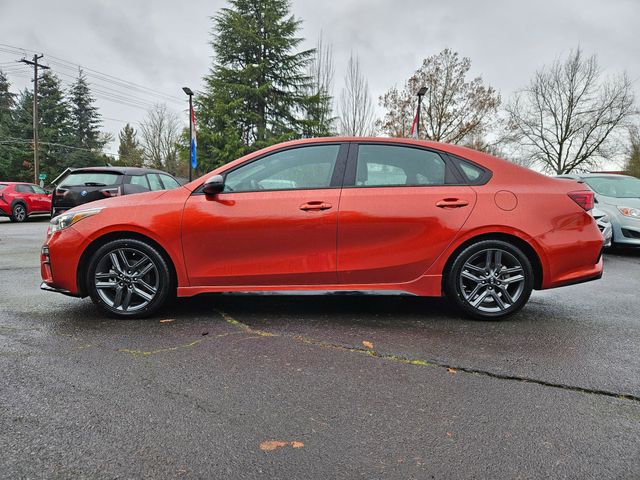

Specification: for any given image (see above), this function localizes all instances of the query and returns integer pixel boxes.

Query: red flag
[409,112,418,139]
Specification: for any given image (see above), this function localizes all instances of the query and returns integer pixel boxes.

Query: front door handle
[300,201,332,211]
[436,198,469,208]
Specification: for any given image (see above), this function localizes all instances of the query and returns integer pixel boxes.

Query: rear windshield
[59,172,122,188]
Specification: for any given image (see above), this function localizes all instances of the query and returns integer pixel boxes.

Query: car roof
[0,181,36,185]
[67,167,169,175]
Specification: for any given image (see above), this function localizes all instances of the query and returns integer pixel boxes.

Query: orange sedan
[40,138,604,320]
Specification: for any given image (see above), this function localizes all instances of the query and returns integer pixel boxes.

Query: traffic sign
[38,173,47,180]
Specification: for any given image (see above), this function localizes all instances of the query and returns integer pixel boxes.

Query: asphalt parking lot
[1,216,639,479]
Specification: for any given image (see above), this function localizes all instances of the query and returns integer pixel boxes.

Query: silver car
[557,174,640,247]
[592,207,613,247]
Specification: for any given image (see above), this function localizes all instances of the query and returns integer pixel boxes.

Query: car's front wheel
[444,240,534,320]
[86,238,172,318]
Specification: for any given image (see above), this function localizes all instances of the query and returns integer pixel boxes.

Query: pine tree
[198,0,316,169]
[67,69,105,168]
[0,71,17,179]
[38,72,74,177]
[116,123,144,167]
[626,128,640,178]
[1,83,33,182]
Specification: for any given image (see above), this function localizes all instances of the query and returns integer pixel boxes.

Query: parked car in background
[557,173,640,247]
[51,167,181,218]
[0,182,52,222]
[41,137,604,321]
[592,207,613,248]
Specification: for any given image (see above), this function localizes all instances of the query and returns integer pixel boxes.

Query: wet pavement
[1,216,639,479]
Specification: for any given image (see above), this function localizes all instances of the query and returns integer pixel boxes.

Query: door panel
[337,143,476,285]
[182,189,341,286]
[337,186,476,284]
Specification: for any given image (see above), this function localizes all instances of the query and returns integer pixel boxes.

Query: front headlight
[617,206,640,219]
[49,208,103,233]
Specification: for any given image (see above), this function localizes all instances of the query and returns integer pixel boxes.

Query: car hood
[64,190,169,213]
[597,195,640,208]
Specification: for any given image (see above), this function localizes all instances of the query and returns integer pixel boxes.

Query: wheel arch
[442,232,544,290]
[76,231,178,297]
[10,198,27,211]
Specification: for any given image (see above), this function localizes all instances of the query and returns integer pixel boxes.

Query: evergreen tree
[67,69,105,167]
[1,84,33,182]
[0,71,17,178]
[116,123,144,167]
[198,0,316,169]
[38,71,74,177]
[626,128,640,178]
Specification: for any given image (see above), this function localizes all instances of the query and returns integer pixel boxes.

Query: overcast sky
[0,0,638,157]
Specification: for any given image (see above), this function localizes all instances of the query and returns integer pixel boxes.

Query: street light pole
[416,86,427,139]
[182,87,194,182]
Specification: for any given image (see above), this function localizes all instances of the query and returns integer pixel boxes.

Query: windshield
[59,172,122,188]
[0,184,7,191]
[584,176,640,198]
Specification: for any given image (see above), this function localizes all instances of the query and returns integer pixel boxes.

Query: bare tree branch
[504,48,635,174]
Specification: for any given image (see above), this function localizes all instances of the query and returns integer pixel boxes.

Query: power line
[0,43,184,104]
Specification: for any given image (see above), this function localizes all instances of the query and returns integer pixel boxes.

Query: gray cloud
[1,0,638,154]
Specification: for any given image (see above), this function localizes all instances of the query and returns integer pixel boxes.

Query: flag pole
[182,87,194,181]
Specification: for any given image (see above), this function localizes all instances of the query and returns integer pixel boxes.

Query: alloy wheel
[13,204,26,222]
[94,247,159,312]
[458,248,526,314]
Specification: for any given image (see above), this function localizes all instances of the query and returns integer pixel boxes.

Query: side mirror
[202,175,225,196]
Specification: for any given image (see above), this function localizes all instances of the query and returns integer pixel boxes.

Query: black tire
[444,239,534,320]
[85,238,172,319]
[10,203,27,223]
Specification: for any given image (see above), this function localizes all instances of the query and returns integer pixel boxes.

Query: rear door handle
[300,201,332,211]
[436,198,469,208]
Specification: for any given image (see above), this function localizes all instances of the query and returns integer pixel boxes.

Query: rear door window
[129,175,150,190]
[147,174,164,191]
[160,174,180,189]
[59,172,122,187]
[354,145,453,187]
[15,184,35,193]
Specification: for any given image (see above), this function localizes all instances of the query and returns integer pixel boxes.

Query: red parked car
[0,182,52,222]
[40,138,604,320]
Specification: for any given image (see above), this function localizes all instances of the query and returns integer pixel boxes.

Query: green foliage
[115,123,144,167]
[67,69,106,167]
[625,128,640,178]
[197,0,319,170]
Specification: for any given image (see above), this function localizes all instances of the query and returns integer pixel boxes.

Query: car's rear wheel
[86,238,172,318]
[444,240,533,320]
[10,203,27,222]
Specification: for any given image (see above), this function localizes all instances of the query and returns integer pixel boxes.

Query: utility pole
[416,86,427,139]
[20,54,50,184]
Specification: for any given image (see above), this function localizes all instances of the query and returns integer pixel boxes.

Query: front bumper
[612,220,640,246]
[40,227,86,297]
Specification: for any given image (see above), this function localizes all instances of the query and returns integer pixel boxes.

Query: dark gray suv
[51,167,181,218]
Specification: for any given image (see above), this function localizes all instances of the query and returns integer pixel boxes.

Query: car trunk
[53,171,124,213]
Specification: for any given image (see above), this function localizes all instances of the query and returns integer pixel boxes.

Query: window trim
[343,142,468,189]
[444,153,493,186]
[193,142,350,195]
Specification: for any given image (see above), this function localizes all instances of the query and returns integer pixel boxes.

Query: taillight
[568,190,594,211]
[100,187,121,198]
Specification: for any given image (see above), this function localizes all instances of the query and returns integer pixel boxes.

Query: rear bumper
[40,281,77,297]
[536,212,605,290]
